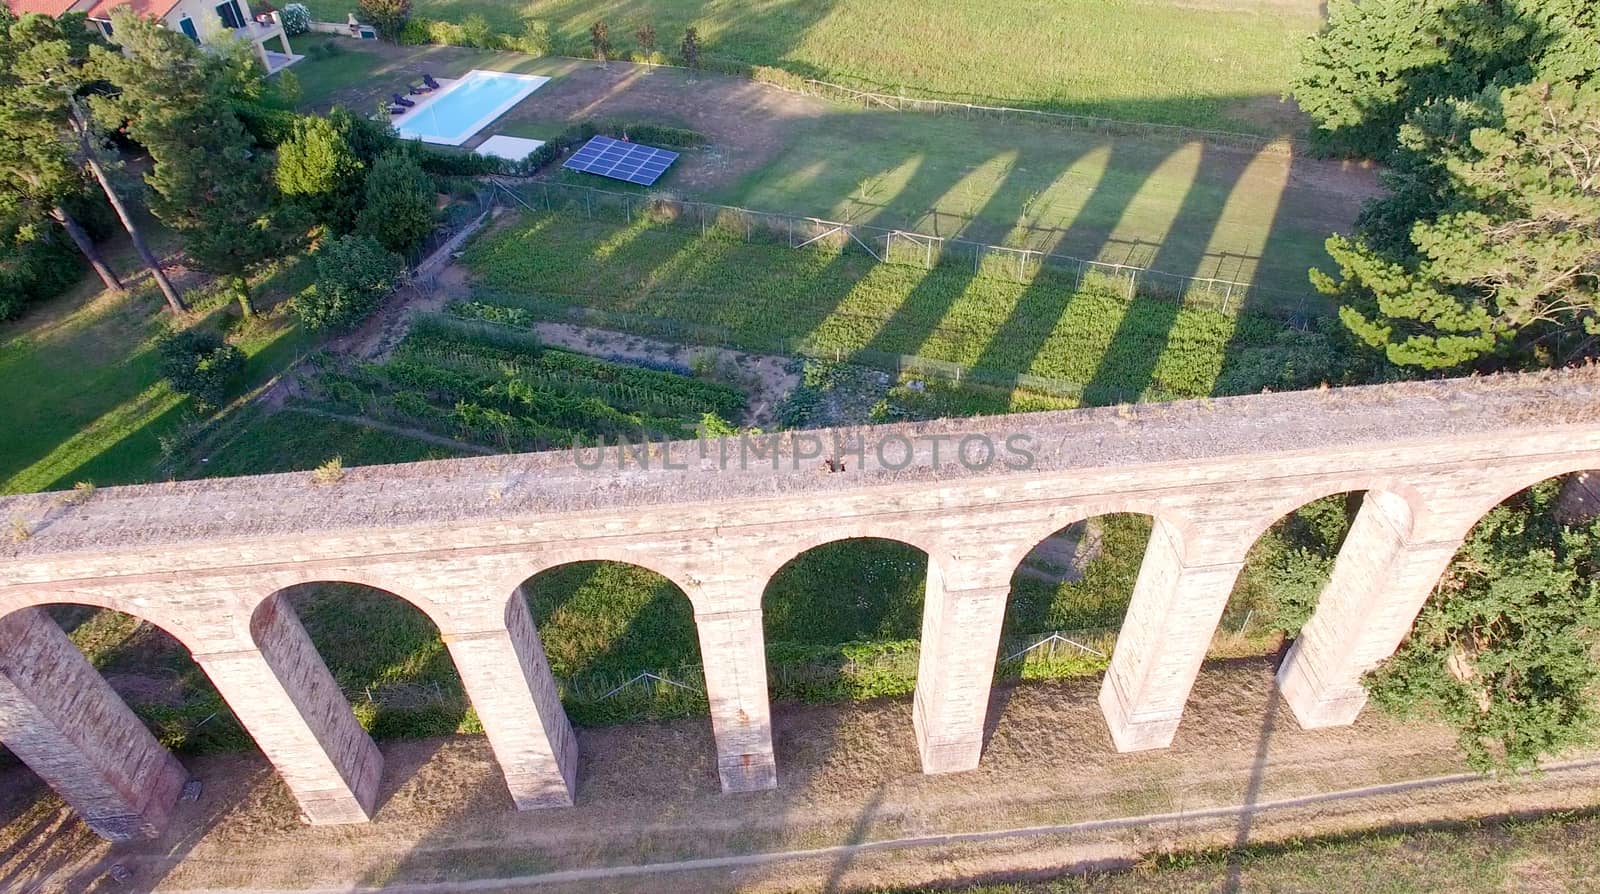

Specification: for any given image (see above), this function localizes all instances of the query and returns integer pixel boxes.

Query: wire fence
[490,178,1328,327]
[789,79,1310,157]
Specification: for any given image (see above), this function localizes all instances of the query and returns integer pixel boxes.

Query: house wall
[2,368,1598,839]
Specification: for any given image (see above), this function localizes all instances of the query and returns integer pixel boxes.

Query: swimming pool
[395,70,550,147]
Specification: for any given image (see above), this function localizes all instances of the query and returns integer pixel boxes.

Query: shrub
[157,330,245,410]
[459,13,493,47]
[280,3,310,35]
[294,235,406,331]
[513,20,552,56]
[0,225,82,321]
[396,16,430,45]
[275,115,365,233]
[357,151,436,255]
[357,0,410,42]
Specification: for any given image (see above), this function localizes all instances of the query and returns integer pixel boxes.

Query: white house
[7,0,299,73]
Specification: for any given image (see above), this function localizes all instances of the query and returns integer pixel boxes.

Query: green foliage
[1321,82,1600,369]
[356,150,435,255]
[0,221,82,319]
[589,19,610,62]
[275,114,366,233]
[1294,0,1600,158]
[301,314,746,450]
[1368,483,1600,771]
[358,0,411,42]
[91,11,296,314]
[281,3,311,35]
[293,234,405,331]
[678,25,700,70]
[398,18,556,53]
[157,329,244,409]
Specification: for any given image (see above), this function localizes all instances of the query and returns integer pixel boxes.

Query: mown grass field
[292,37,1367,300]
[902,813,1600,893]
[297,0,1321,134]
[0,247,316,495]
[462,208,1341,403]
[719,112,1350,295]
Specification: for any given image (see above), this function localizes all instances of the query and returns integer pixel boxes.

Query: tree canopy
[91,11,295,315]
[1295,0,1599,158]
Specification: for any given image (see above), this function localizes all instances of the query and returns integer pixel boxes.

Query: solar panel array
[562,136,679,186]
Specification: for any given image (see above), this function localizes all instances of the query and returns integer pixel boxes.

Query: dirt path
[149,758,1600,894]
[6,658,1598,894]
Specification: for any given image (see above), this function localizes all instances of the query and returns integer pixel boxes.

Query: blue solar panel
[561,136,679,186]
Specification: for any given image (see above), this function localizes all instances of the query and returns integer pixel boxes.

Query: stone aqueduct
[2,370,1598,840]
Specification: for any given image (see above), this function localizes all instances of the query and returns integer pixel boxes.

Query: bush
[357,0,410,42]
[294,235,406,331]
[157,330,245,410]
[275,115,366,233]
[396,16,430,45]
[280,2,310,35]
[357,151,436,255]
[459,13,493,47]
[512,20,552,56]
[0,223,83,320]
[395,15,549,53]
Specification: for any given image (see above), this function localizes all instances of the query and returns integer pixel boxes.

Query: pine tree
[91,11,293,317]
[0,9,186,309]
[356,151,435,256]
[1294,0,1599,158]
[1319,82,1600,369]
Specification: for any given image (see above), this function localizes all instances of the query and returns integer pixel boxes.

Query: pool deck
[393,70,551,147]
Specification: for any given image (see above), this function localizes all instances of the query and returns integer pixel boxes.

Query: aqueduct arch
[2,369,1598,838]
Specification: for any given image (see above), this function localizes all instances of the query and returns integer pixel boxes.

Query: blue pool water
[396,71,549,146]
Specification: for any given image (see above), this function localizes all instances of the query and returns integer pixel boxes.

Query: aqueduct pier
[2,369,1599,840]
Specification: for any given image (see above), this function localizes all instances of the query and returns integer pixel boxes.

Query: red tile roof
[81,0,183,21]
[5,0,90,17]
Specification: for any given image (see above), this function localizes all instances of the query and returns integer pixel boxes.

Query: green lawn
[297,0,1320,134]
[293,36,1360,299]
[289,34,582,111]
[718,112,1345,294]
[0,254,321,495]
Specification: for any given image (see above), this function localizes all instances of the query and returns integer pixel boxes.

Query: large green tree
[91,11,294,317]
[1315,82,1599,368]
[0,9,185,309]
[1295,0,1599,158]
[1367,482,1600,771]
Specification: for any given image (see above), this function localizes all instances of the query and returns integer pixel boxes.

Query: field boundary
[489,179,1328,324]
